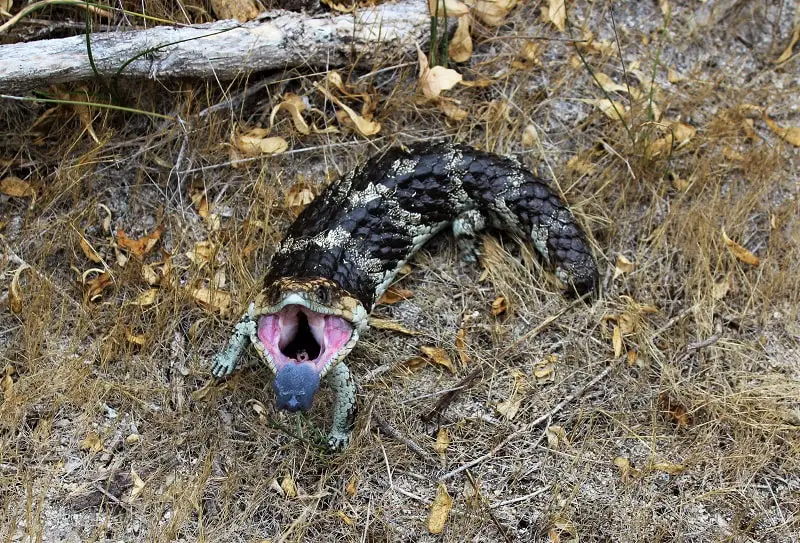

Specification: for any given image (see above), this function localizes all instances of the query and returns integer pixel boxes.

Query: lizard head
[250,277,367,413]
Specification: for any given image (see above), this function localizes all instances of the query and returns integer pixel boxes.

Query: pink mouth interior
[257,305,353,372]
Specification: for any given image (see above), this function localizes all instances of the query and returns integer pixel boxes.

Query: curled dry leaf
[721,229,760,266]
[79,236,103,264]
[281,475,297,498]
[433,427,450,458]
[545,425,567,449]
[581,98,628,123]
[345,475,358,497]
[131,289,159,307]
[428,483,453,534]
[455,327,470,366]
[270,94,311,135]
[316,83,381,136]
[491,296,507,316]
[438,98,469,121]
[428,0,470,17]
[337,511,354,525]
[592,72,635,96]
[448,14,472,63]
[79,432,104,453]
[544,0,567,31]
[472,0,517,26]
[417,44,463,100]
[612,325,623,358]
[190,287,232,315]
[9,265,31,314]
[521,124,538,147]
[186,241,216,266]
[126,330,147,346]
[1,176,35,199]
[369,317,420,335]
[614,456,639,483]
[1,368,14,399]
[421,346,456,373]
[649,122,696,157]
[209,0,259,22]
[128,469,146,502]
[377,285,414,305]
[84,271,113,302]
[116,225,164,259]
[566,154,598,176]
[773,23,800,64]
[763,115,800,147]
[286,181,315,216]
[613,254,635,279]
[235,129,289,157]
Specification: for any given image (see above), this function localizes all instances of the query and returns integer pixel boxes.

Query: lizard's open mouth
[257,305,353,373]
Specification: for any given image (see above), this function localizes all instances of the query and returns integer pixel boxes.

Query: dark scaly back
[265,142,597,308]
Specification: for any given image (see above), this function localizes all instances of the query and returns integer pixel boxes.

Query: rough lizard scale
[212,141,598,450]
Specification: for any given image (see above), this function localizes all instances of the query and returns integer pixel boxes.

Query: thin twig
[490,484,550,509]
[439,365,613,481]
[421,366,482,423]
[371,409,434,464]
[500,292,591,356]
[466,470,514,543]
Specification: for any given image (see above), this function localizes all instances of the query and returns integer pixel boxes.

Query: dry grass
[1,0,799,541]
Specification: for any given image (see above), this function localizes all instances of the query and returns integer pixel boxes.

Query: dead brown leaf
[544,0,567,31]
[612,325,623,358]
[270,94,311,135]
[116,225,164,259]
[79,236,103,264]
[433,427,450,458]
[659,392,692,427]
[84,271,113,302]
[285,181,316,216]
[1,176,35,199]
[421,346,456,373]
[581,98,628,122]
[369,318,420,335]
[428,483,453,534]
[438,98,469,121]
[377,286,414,305]
[281,475,297,498]
[763,115,800,147]
[79,432,104,453]
[722,229,760,266]
[345,475,358,497]
[455,327,470,366]
[448,14,473,63]
[613,254,635,279]
[773,23,800,64]
[417,44,462,100]
[428,0,470,17]
[9,265,30,314]
[491,296,507,316]
[209,0,258,22]
[651,462,685,475]
[131,289,159,307]
[471,0,517,26]
[235,129,289,156]
[190,287,232,315]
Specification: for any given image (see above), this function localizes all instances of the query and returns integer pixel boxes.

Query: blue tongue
[273,363,320,412]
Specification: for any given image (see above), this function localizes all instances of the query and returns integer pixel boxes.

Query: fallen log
[0,0,431,93]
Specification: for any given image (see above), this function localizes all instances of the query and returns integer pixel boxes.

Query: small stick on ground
[439,365,613,481]
[371,409,435,464]
[421,366,482,423]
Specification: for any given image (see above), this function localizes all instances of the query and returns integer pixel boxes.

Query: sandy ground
[1,0,799,541]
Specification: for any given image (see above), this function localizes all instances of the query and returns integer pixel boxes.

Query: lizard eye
[316,286,329,304]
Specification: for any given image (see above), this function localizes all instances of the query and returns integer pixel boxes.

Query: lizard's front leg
[211,303,257,378]
[325,362,357,450]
